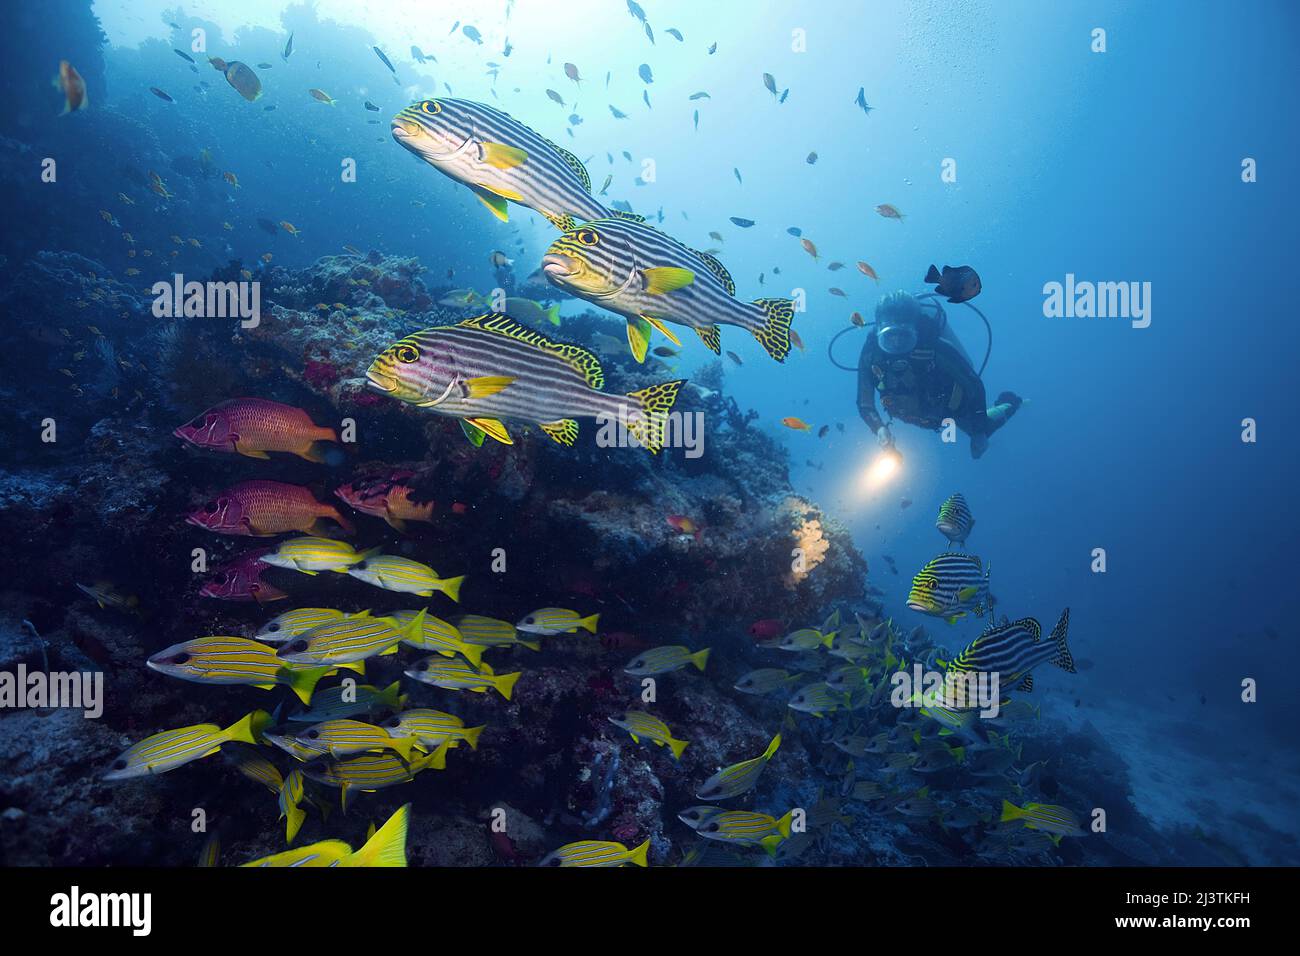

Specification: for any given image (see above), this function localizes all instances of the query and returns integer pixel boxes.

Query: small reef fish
[223,61,262,101]
[305,751,445,810]
[367,313,684,453]
[55,60,88,113]
[515,607,600,635]
[925,264,982,303]
[542,217,794,363]
[608,709,689,759]
[335,470,438,532]
[666,514,701,539]
[391,97,609,231]
[271,719,418,761]
[679,807,794,852]
[907,553,993,624]
[75,581,139,613]
[199,547,288,603]
[383,709,484,750]
[539,839,649,867]
[390,610,484,666]
[187,480,355,537]
[404,656,520,699]
[733,668,799,695]
[277,610,425,669]
[696,734,781,800]
[147,636,329,704]
[624,645,711,676]
[454,614,537,650]
[1000,800,1086,838]
[105,710,269,780]
[309,88,336,105]
[257,607,349,643]
[781,416,812,431]
[876,203,904,221]
[287,680,406,723]
[261,537,374,574]
[346,555,464,601]
[778,627,836,651]
[174,398,341,463]
[936,492,975,546]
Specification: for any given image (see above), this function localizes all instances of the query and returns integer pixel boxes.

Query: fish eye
[420,100,442,115]
[575,229,599,245]
[354,560,368,570]
[385,717,401,727]
[171,652,190,665]
[112,759,127,770]
[524,616,534,624]
[705,822,720,832]
[545,857,563,867]
[306,730,319,739]
[290,640,308,652]
[394,344,420,364]
[268,623,280,632]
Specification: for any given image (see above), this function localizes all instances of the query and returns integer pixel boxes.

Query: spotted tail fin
[751,298,794,362]
[624,379,685,454]
[1048,608,1074,672]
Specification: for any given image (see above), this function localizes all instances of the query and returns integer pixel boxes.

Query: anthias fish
[392,98,609,230]
[187,480,355,537]
[542,217,794,363]
[175,398,340,463]
[367,313,684,453]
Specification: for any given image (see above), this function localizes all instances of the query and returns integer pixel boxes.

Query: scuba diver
[846,287,1022,459]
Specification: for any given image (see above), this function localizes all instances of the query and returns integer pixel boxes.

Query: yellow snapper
[276,609,425,670]
[345,554,464,601]
[241,804,409,867]
[147,637,331,705]
[105,710,270,781]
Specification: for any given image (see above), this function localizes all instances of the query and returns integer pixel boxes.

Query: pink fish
[199,547,288,603]
[187,480,354,537]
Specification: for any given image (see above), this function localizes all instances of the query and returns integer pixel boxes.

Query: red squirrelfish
[199,547,289,603]
[666,514,702,540]
[175,398,340,463]
[748,619,784,641]
[187,480,354,537]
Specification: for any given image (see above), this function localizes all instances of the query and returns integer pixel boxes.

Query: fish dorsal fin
[691,249,736,295]
[544,138,591,192]
[458,313,604,389]
[608,209,647,223]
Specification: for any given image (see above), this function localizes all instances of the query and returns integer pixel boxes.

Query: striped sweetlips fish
[936,492,975,547]
[391,97,609,230]
[366,313,684,452]
[907,552,994,624]
[541,216,795,363]
[945,609,1074,693]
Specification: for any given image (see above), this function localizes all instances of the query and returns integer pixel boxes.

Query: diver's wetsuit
[857,302,1018,457]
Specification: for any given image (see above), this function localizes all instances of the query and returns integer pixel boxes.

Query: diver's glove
[877,425,896,450]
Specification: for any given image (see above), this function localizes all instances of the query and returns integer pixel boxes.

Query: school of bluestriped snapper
[104,38,1081,866]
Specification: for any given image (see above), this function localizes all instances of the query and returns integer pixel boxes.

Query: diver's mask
[876,321,918,356]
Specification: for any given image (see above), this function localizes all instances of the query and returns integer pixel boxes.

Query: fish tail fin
[456,641,484,668]
[668,736,690,760]
[390,736,416,762]
[1000,799,1023,823]
[578,613,601,634]
[775,809,795,838]
[689,647,711,671]
[346,804,409,867]
[398,608,428,643]
[1049,608,1075,672]
[284,804,306,844]
[423,740,451,771]
[302,440,344,466]
[764,733,783,760]
[760,834,785,856]
[750,298,794,362]
[284,666,329,705]
[495,671,522,701]
[461,725,486,751]
[225,709,271,745]
[545,302,562,326]
[627,838,650,867]
[437,575,465,603]
[378,680,403,708]
[624,379,685,454]
[925,264,941,283]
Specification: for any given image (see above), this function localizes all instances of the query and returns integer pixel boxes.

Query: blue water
[4,0,1295,865]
